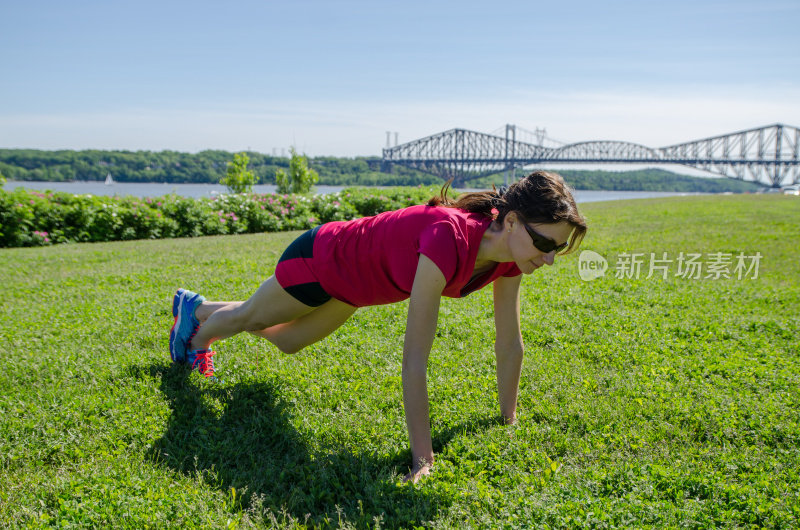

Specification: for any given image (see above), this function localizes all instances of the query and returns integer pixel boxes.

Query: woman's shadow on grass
[135,362,498,527]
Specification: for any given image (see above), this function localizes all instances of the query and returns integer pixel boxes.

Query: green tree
[0,172,5,187]
[220,152,255,194]
[275,168,290,194]
[275,147,319,194]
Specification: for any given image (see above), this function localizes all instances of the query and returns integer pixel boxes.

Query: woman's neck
[475,220,512,269]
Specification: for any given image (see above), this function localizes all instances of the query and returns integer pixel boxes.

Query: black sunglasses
[522,224,568,254]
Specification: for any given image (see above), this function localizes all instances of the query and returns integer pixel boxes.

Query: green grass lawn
[1,195,798,528]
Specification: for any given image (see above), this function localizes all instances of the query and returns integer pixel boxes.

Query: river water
[4,180,704,204]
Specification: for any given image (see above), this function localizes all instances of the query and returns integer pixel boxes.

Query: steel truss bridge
[381,123,800,187]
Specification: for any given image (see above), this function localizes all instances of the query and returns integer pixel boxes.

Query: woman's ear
[503,211,517,230]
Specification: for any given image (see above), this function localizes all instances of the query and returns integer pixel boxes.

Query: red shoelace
[191,349,216,378]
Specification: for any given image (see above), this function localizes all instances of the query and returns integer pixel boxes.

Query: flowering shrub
[0,185,439,247]
[32,230,51,244]
[343,187,431,216]
[309,193,359,223]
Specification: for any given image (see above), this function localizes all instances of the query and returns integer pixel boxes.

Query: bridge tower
[504,124,516,187]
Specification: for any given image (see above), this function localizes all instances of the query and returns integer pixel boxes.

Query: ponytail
[427,179,505,217]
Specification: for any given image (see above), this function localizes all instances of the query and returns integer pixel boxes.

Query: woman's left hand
[403,463,432,484]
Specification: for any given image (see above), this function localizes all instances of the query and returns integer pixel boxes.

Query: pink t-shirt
[312,205,521,307]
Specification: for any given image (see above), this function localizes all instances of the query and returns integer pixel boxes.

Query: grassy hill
[1,194,798,527]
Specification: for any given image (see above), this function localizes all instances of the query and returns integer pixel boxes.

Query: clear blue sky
[1,0,798,156]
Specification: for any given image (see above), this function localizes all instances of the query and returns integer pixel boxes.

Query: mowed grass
[1,195,798,528]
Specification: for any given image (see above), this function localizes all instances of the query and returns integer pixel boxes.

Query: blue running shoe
[187,349,216,378]
[169,288,206,363]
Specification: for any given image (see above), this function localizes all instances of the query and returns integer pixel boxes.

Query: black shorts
[275,226,332,307]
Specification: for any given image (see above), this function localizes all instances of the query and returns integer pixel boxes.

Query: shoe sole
[169,290,184,362]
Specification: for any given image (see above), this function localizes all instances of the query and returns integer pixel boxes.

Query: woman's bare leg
[194,297,356,354]
[195,301,241,322]
[256,299,356,354]
[189,276,315,351]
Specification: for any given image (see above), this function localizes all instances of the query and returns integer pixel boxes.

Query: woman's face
[505,216,573,274]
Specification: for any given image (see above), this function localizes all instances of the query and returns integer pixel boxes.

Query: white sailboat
[105,173,114,186]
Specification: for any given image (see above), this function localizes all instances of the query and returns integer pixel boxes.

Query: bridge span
[381,123,800,187]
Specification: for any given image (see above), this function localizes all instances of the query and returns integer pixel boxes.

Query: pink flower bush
[1,186,436,247]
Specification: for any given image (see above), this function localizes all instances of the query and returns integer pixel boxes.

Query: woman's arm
[492,274,524,424]
[402,254,446,483]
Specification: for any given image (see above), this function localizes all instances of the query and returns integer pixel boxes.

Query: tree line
[470,168,762,193]
[0,149,439,187]
[0,148,762,192]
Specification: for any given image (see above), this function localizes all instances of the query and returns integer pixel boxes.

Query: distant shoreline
[0,148,768,192]
[4,179,716,204]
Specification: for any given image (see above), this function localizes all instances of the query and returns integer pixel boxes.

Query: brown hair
[427,170,587,254]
